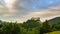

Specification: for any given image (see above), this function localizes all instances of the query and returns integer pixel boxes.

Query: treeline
[0,18,60,34]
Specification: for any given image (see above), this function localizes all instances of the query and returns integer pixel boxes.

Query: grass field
[46,31,60,34]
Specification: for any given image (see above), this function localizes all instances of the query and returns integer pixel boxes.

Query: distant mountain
[48,17,60,25]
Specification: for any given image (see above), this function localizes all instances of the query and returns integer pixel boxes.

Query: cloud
[0,0,6,7]
[0,0,19,22]
[0,7,16,17]
[0,0,17,17]
[19,5,60,22]
[0,0,60,23]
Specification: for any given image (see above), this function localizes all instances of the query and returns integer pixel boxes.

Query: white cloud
[0,0,60,23]
[0,0,17,17]
[20,6,60,22]
[0,5,60,22]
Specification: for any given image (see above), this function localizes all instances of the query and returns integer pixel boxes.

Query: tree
[40,20,52,34]
[23,17,41,30]
[52,22,60,31]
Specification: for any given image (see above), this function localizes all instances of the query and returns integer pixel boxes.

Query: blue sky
[0,0,60,22]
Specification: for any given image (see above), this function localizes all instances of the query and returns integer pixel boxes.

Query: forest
[0,17,60,34]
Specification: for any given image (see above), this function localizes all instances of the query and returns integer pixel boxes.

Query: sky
[0,0,60,23]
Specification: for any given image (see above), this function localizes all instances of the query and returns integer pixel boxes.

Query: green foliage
[22,18,41,30]
[0,17,60,34]
[48,17,60,25]
[40,20,52,34]
[52,22,60,31]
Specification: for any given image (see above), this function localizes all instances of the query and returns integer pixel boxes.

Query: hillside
[48,17,60,25]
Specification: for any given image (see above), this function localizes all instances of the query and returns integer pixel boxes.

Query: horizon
[0,16,60,23]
